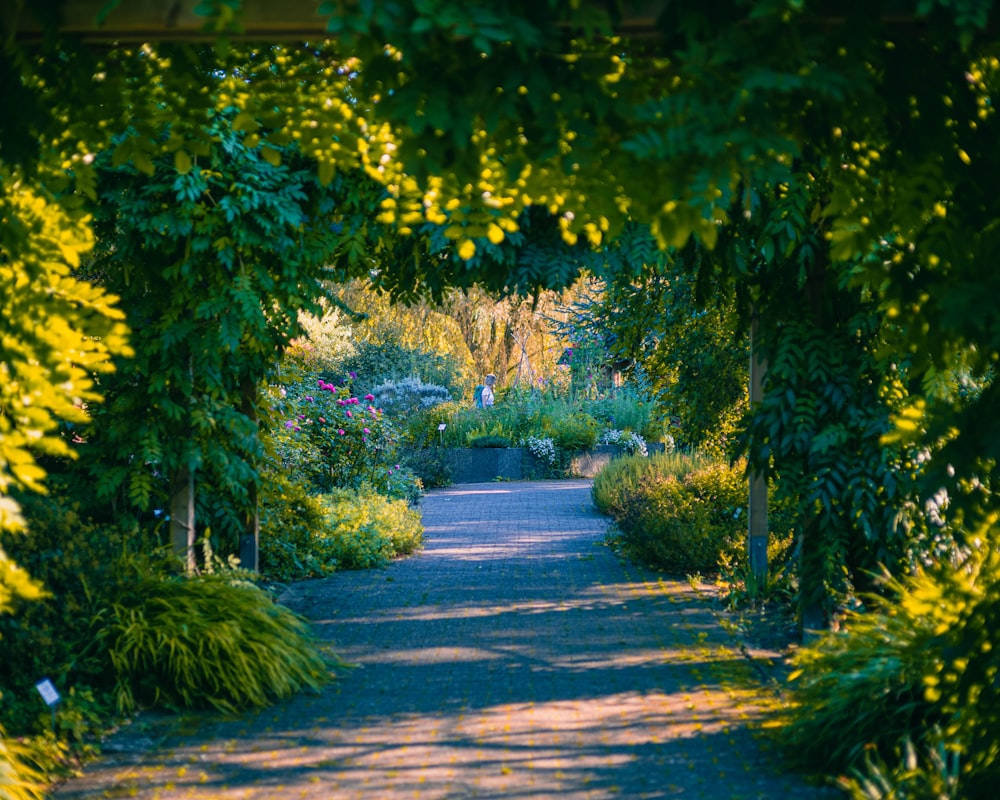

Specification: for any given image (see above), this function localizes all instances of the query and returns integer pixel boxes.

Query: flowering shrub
[597,428,648,456]
[524,435,557,466]
[372,377,451,417]
[269,373,411,496]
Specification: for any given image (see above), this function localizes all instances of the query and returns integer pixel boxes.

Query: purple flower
[298,414,306,420]
[284,420,294,428]
[294,426,301,432]
[304,395,314,402]
[349,371,357,379]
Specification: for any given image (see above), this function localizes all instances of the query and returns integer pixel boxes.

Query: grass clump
[94,574,334,714]
[772,547,1000,798]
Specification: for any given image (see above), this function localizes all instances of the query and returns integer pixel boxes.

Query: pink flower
[350,397,360,404]
[318,417,326,423]
[346,410,353,418]
[337,399,346,406]
[304,395,314,402]
[363,427,370,434]
[338,429,345,436]
[364,393,375,401]
[317,380,326,389]
[327,385,337,392]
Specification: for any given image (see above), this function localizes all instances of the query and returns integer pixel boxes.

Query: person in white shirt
[481,373,497,407]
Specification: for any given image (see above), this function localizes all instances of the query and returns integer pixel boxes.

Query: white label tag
[35,679,60,706]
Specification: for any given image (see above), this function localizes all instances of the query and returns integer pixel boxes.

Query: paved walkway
[55,480,832,799]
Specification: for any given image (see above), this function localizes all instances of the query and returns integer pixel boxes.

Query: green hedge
[594,453,794,576]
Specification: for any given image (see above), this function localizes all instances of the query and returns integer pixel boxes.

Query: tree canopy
[4,0,1000,618]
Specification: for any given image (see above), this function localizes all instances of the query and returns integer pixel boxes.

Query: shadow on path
[55,480,835,799]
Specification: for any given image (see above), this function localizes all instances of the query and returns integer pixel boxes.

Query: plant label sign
[35,678,60,707]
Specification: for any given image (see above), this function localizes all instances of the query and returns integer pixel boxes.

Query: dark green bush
[548,412,599,452]
[338,340,467,400]
[0,488,153,733]
[467,434,513,448]
[401,446,453,488]
[259,473,339,582]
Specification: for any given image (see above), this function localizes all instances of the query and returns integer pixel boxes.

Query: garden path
[55,479,834,799]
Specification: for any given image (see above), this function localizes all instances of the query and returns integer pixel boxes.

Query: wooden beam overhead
[4,0,668,43]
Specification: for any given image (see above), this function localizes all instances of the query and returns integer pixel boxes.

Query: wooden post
[170,467,196,573]
[239,375,260,572]
[748,309,769,582]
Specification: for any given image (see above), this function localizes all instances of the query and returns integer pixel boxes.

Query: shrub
[462,418,515,448]
[314,487,424,569]
[259,473,339,582]
[268,375,404,494]
[467,434,513,448]
[597,428,649,456]
[399,401,462,448]
[592,451,710,517]
[583,393,658,439]
[548,412,599,452]
[338,340,467,400]
[92,573,333,714]
[400,446,453,488]
[772,547,1000,797]
[0,487,151,733]
[371,376,451,417]
[615,463,747,573]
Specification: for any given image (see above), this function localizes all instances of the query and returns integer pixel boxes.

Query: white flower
[525,435,557,465]
[598,428,647,457]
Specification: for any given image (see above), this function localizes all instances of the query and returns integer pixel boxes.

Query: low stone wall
[443,443,667,483]
[442,447,527,483]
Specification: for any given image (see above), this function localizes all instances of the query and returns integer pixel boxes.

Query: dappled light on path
[55,480,831,799]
